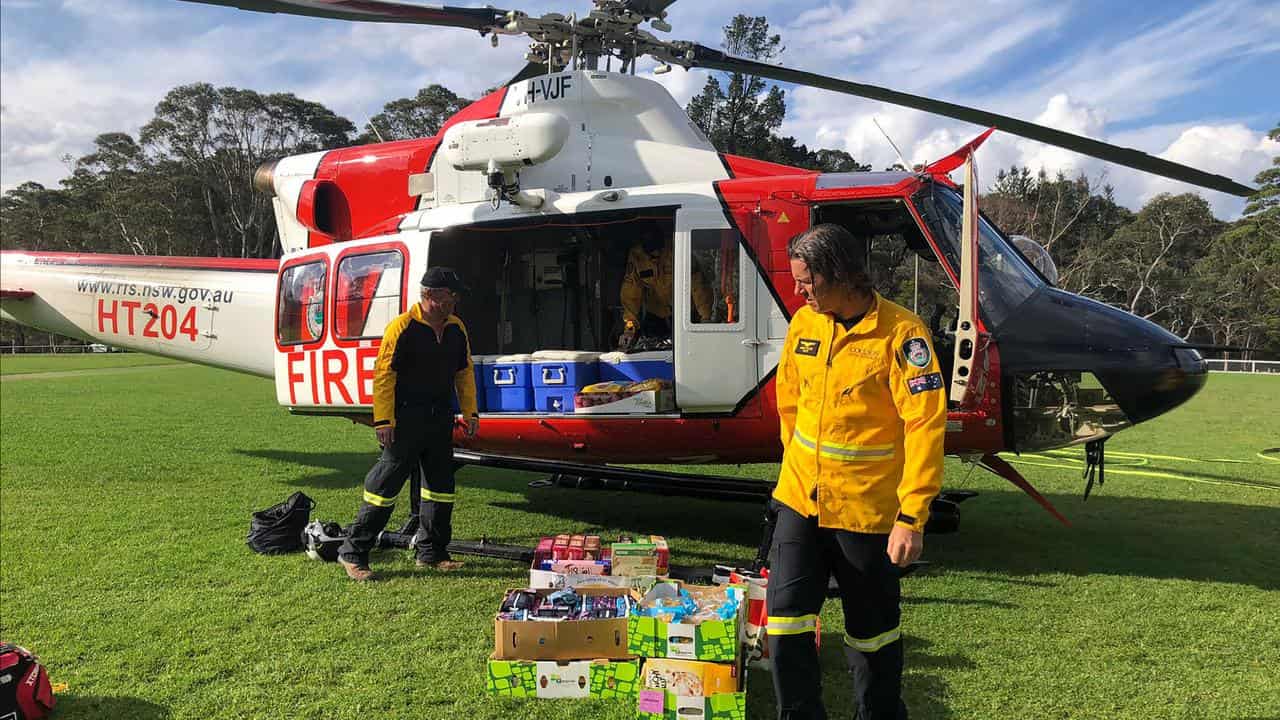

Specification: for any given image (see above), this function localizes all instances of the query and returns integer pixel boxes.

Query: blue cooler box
[531,350,600,413]
[597,351,674,383]
[485,353,534,412]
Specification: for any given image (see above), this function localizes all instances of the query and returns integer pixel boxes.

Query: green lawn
[0,352,183,375]
[1,364,1277,720]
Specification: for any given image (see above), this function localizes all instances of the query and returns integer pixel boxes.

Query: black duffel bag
[247,491,315,554]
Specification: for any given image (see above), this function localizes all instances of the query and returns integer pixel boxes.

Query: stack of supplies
[629,580,749,720]
[529,534,668,592]
[487,586,641,701]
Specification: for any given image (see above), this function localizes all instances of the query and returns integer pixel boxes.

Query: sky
[1,0,1277,219]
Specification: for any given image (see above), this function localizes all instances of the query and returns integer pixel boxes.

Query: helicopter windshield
[911,184,1044,330]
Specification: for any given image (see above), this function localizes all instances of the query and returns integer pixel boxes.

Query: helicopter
[0,0,1257,532]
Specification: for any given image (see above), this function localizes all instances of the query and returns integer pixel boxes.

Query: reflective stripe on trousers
[420,489,456,503]
[845,625,901,652]
[766,614,819,636]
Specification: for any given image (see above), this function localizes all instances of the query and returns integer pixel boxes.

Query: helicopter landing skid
[454,449,972,535]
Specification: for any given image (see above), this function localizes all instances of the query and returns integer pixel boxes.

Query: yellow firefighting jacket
[372,304,477,427]
[774,293,946,534]
[621,244,714,328]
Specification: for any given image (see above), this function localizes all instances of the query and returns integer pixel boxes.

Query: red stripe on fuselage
[305,86,511,248]
[720,154,814,179]
[1,251,278,273]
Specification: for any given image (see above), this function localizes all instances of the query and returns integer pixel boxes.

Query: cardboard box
[636,658,745,720]
[629,582,745,662]
[636,688,746,720]
[494,587,635,661]
[486,657,639,699]
[573,389,675,414]
[550,559,607,575]
[529,568,659,593]
[611,540,660,577]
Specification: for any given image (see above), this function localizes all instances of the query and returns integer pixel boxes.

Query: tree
[985,167,1132,295]
[141,84,355,257]
[358,85,471,143]
[1088,193,1221,337]
[687,15,788,160]
[810,149,871,174]
[686,15,871,172]
[1199,121,1280,356]
[0,182,73,253]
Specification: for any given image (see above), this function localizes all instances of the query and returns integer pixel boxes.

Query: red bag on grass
[0,643,56,720]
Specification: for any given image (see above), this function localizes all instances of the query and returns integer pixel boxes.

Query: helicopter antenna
[872,117,912,171]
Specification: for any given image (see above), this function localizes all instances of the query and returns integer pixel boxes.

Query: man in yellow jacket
[618,229,714,349]
[769,224,947,719]
[337,267,479,581]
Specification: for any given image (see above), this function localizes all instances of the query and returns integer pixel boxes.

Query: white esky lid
[598,351,674,364]
[531,350,603,362]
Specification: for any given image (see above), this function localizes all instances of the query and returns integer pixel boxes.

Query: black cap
[421,266,467,293]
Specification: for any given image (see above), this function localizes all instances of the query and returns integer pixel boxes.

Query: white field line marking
[0,364,188,382]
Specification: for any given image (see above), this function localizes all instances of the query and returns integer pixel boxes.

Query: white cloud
[645,67,713,107]
[994,0,1280,122]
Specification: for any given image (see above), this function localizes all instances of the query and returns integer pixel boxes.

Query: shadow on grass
[240,449,1278,590]
[239,449,373,489]
[925,489,1279,591]
[745,634,964,719]
[54,695,170,719]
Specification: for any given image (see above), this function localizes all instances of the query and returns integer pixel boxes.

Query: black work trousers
[767,503,906,720]
[339,406,457,565]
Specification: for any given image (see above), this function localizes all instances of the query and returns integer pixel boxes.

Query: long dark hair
[786,224,872,294]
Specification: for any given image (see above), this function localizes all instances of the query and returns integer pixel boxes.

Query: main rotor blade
[181,0,507,32]
[684,43,1256,197]
[623,0,679,19]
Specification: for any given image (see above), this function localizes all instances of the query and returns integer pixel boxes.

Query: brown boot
[339,558,377,582]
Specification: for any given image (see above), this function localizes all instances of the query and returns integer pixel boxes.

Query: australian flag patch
[906,372,944,395]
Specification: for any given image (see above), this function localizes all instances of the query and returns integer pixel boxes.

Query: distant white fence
[1,344,127,354]
[1206,359,1280,374]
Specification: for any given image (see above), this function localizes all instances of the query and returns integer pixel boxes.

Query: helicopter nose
[1097,345,1208,424]
[994,287,1208,426]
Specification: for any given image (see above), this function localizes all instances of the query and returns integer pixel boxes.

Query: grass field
[1,357,1277,720]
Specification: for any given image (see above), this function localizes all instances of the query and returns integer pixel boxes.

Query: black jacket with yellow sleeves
[774,293,947,534]
[371,303,477,427]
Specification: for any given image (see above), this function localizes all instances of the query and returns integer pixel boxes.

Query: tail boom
[1,251,279,377]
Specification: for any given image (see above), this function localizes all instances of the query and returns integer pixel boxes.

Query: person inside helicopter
[617,225,713,351]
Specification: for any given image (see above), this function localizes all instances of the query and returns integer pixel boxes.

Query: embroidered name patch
[845,345,880,360]
[902,337,932,368]
[795,338,821,356]
[907,372,944,394]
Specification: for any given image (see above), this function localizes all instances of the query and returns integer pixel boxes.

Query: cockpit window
[911,184,1044,330]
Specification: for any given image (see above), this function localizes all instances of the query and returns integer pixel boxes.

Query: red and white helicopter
[0,0,1256,530]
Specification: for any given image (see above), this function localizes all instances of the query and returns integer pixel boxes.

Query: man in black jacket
[337,267,479,581]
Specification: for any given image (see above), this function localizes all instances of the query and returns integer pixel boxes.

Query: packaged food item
[568,534,586,560]
[642,658,739,696]
[552,534,571,561]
